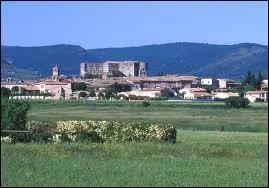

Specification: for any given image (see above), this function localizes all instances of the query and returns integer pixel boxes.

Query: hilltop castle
[80,61,148,78]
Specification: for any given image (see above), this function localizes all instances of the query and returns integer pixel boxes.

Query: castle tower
[52,65,60,80]
[80,62,86,78]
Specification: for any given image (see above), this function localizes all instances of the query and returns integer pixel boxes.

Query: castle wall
[139,62,147,76]
[80,62,103,77]
[118,62,135,77]
[81,61,148,77]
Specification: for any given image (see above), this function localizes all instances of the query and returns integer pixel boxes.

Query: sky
[1,1,268,49]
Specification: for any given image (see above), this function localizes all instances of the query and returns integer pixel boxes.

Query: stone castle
[80,61,148,78]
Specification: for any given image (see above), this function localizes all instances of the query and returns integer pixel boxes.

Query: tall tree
[71,82,87,91]
[244,71,252,85]
[89,89,96,97]
[1,87,11,97]
[161,89,174,98]
[255,72,264,90]
[243,71,256,87]
[250,73,256,87]
[11,86,20,94]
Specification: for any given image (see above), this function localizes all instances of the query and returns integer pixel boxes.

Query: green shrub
[164,126,177,143]
[224,96,250,108]
[9,132,32,143]
[26,121,56,143]
[151,97,168,100]
[60,132,72,142]
[1,99,31,130]
[255,98,265,102]
[72,82,87,91]
[31,130,53,143]
[89,89,96,97]
[104,90,115,99]
[142,100,151,107]
[78,91,87,98]
[161,89,175,98]
[129,95,148,100]
[76,130,103,143]
[1,87,11,97]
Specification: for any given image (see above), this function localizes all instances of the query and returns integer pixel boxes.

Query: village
[1,61,268,103]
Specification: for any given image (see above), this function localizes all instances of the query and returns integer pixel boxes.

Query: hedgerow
[25,120,177,144]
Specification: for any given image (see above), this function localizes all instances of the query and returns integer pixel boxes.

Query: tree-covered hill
[87,42,268,80]
[1,42,268,80]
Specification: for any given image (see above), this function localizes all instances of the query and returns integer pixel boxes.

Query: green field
[27,100,268,132]
[1,101,268,186]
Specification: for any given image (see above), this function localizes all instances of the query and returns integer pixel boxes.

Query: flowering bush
[1,136,12,143]
[26,120,177,144]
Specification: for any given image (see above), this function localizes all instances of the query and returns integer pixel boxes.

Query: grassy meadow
[27,100,268,132]
[1,100,268,186]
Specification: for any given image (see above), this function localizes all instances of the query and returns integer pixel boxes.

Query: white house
[1,81,28,93]
[244,90,268,102]
[261,80,268,91]
[213,92,239,100]
[184,91,212,100]
[179,87,207,94]
[118,88,164,99]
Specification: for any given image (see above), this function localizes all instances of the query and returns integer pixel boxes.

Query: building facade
[201,78,219,88]
[217,79,241,89]
[80,61,148,78]
[35,79,72,99]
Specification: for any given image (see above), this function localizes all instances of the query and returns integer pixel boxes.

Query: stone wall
[81,61,148,77]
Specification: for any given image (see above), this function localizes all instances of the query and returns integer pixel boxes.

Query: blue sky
[1,1,268,49]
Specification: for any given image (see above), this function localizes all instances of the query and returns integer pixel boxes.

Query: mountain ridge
[1,42,268,81]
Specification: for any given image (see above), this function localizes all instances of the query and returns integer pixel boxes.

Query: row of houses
[1,65,268,102]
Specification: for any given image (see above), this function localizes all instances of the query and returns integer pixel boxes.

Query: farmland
[1,100,268,186]
[27,100,268,132]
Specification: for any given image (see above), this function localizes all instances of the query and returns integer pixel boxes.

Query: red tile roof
[126,76,200,82]
[245,91,267,94]
[1,82,27,85]
[141,88,166,91]
[187,88,207,92]
[21,85,40,91]
[192,92,212,97]
[36,79,72,85]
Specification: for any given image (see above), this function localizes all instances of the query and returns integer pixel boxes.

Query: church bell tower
[52,65,60,80]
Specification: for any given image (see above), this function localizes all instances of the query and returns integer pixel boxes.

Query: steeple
[52,65,60,80]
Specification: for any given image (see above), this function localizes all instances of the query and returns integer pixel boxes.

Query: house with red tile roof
[244,90,268,102]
